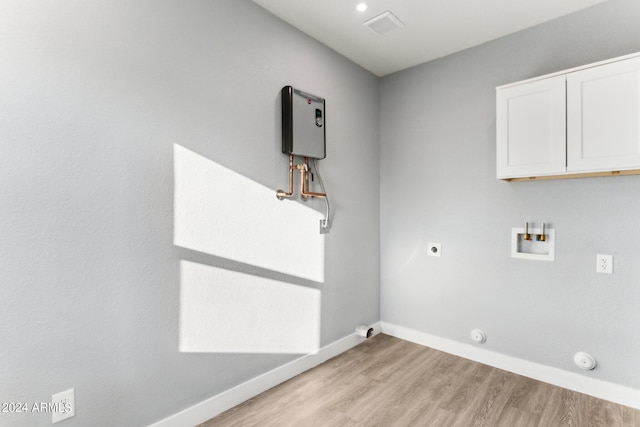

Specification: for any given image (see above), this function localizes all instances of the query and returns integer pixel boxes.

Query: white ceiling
[252,0,609,76]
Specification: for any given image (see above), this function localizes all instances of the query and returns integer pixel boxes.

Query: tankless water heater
[281,86,326,159]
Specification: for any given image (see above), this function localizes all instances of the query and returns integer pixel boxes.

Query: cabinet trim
[502,169,640,182]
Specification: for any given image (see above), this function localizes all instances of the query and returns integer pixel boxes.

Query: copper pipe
[300,157,326,199]
[277,155,326,200]
[303,191,328,198]
[276,154,295,199]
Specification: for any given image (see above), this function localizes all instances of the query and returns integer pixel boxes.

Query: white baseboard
[149,322,382,427]
[381,321,640,410]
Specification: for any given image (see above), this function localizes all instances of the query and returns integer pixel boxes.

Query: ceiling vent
[363,10,405,35]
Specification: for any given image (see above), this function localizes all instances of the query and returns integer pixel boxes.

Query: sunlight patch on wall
[174,144,325,283]
[179,261,320,353]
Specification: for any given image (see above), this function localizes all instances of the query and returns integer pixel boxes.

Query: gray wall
[380,0,640,389]
[0,1,380,426]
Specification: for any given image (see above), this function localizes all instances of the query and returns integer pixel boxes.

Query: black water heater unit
[281,86,326,159]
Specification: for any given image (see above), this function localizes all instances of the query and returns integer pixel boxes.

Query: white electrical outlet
[596,254,613,274]
[52,388,75,424]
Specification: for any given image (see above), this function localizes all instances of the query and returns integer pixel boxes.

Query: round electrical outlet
[470,329,487,343]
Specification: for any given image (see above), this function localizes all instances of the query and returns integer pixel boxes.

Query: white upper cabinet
[496,76,566,179]
[567,57,640,172]
[496,53,640,180]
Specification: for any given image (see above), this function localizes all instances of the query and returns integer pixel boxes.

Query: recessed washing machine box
[281,86,326,159]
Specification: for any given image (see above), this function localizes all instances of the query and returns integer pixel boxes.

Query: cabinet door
[496,76,566,179]
[567,57,640,172]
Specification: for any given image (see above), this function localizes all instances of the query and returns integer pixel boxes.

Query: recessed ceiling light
[356,3,368,12]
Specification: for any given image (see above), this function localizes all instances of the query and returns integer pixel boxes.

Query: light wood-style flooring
[200,334,640,426]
